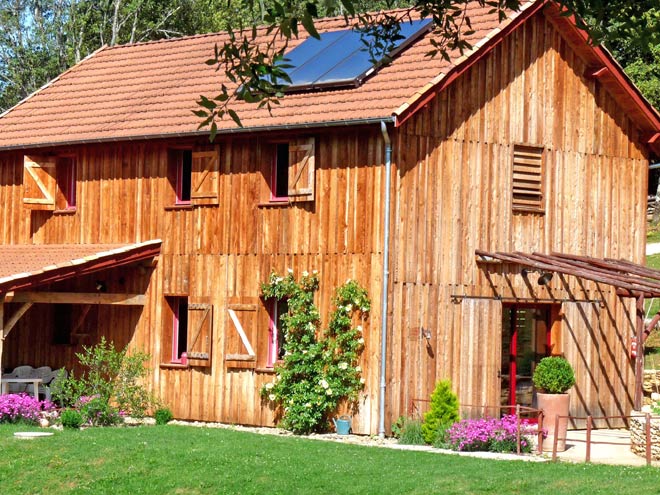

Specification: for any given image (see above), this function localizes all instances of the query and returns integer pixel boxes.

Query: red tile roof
[0,0,657,150]
[0,240,161,292]
[0,2,531,149]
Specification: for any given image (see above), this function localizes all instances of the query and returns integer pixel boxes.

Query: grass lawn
[648,224,660,244]
[0,424,659,494]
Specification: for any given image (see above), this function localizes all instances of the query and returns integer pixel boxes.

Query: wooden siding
[390,10,647,427]
[0,9,652,434]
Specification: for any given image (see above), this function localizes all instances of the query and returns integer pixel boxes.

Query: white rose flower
[355,366,361,372]
[265,382,274,390]
[287,268,294,274]
[360,378,365,384]
[356,325,363,333]
[358,338,365,345]
[269,394,276,401]
[326,389,333,396]
[346,304,353,311]
[319,379,329,389]
[338,362,348,370]
[302,270,309,277]
[305,402,312,408]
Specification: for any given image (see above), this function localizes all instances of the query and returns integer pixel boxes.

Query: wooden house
[0,0,659,434]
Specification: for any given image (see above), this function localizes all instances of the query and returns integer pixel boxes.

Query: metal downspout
[378,120,392,438]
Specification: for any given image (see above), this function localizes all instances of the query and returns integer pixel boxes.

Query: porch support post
[635,294,645,410]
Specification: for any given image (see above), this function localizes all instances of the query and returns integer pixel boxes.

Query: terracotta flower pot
[537,392,570,452]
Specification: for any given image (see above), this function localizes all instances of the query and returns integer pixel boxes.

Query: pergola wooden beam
[3,291,146,306]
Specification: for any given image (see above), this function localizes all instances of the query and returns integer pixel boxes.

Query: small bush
[533,356,575,394]
[397,418,426,445]
[446,415,536,453]
[391,416,406,439]
[0,394,55,424]
[77,395,121,426]
[154,407,173,425]
[60,408,84,429]
[422,380,459,444]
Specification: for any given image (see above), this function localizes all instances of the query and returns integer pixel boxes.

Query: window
[268,137,315,203]
[171,297,189,363]
[23,154,77,212]
[167,147,220,207]
[511,144,544,213]
[164,296,213,367]
[52,304,73,345]
[267,298,288,368]
[175,150,192,204]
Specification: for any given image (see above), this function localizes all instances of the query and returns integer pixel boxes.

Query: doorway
[500,305,556,410]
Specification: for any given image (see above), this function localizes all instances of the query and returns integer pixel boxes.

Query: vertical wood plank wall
[0,9,651,433]
[390,10,647,427]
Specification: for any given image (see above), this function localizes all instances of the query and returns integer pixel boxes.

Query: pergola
[475,249,660,410]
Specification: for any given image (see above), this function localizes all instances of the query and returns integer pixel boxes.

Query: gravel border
[168,420,547,463]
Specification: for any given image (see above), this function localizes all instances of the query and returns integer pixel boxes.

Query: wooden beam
[586,66,609,79]
[4,291,146,306]
[3,302,33,339]
[635,295,645,411]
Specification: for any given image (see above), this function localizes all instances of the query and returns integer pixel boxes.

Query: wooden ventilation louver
[512,145,544,212]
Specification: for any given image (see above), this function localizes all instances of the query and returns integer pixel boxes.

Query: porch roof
[0,240,161,293]
[475,249,660,298]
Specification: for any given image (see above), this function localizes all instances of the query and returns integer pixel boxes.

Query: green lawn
[0,424,658,494]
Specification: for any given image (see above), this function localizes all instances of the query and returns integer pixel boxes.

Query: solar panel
[284,18,432,91]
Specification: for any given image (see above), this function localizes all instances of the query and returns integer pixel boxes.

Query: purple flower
[0,394,56,424]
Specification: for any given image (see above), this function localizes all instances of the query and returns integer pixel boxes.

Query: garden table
[0,377,42,400]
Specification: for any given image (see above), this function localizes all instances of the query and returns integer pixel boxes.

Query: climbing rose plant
[260,270,370,434]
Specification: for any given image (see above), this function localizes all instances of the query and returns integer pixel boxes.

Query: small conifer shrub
[421,380,460,444]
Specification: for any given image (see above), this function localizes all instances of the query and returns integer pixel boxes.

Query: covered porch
[0,240,161,397]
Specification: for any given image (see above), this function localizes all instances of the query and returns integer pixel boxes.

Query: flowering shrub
[446,415,537,453]
[260,270,370,434]
[0,394,56,424]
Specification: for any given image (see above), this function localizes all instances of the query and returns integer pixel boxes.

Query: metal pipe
[378,120,392,438]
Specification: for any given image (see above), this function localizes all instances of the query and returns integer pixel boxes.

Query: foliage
[60,408,84,429]
[421,379,459,444]
[260,270,370,434]
[53,337,156,425]
[390,415,406,438]
[396,417,426,445]
[446,415,536,453]
[532,356,576,394]
[2,423,660,495]
[154,407,174,425]
[0,394,55,425]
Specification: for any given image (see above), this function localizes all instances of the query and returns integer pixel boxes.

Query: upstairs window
[23,154,77,212]
[512,144,544,213]
[175,150,192,204]
[167,147,220,207]
[269,137,315,203]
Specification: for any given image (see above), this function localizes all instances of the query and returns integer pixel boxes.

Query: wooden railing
[550,413,655,465]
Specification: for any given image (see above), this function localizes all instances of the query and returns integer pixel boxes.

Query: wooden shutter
[225,301,258,369]
[512,145,544,212]
[191,148,220,205]
[287,137,315,202]
[187,303,213,366]
[23,155,57,210]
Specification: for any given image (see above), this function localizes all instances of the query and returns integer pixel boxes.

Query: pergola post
[0,294,4,390]
[635,294,645,410]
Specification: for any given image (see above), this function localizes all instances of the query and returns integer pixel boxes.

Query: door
[500,305,553,411]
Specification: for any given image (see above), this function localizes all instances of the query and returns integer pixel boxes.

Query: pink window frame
[269,143,289,202]
[175,150,192,205]
[171,297,188,364]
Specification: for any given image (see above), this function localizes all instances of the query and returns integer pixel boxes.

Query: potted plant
[533,356,575,452]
